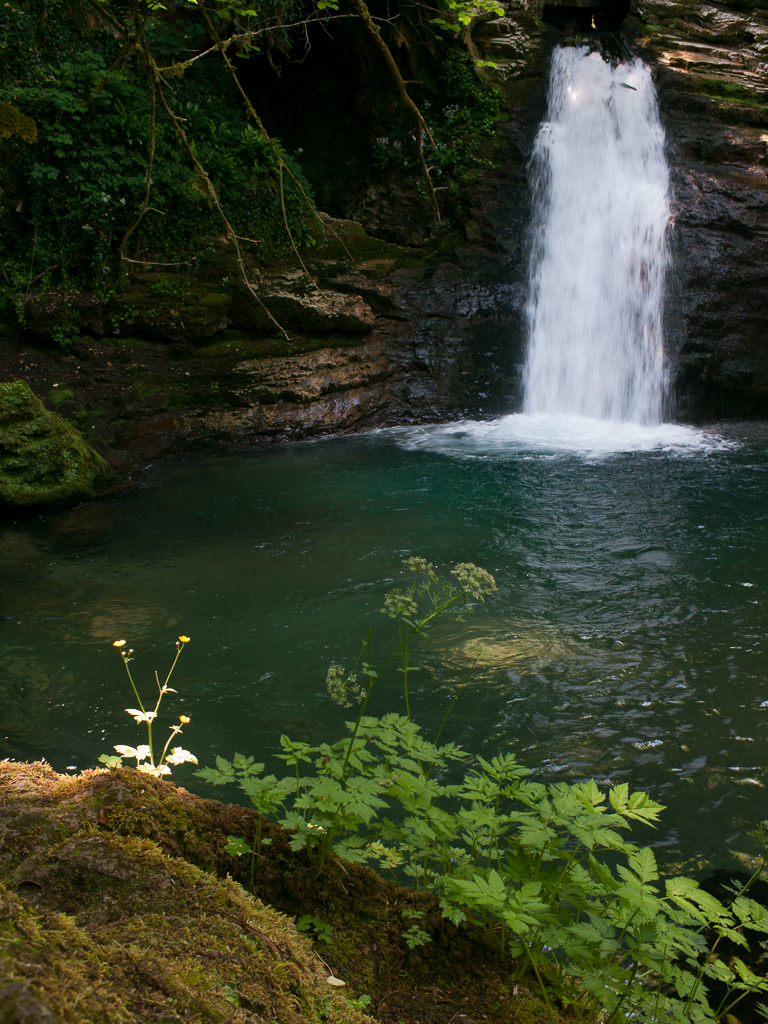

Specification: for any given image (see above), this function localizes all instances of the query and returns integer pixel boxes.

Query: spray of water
[523,46,670,425]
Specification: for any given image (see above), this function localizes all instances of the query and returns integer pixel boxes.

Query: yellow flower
[179,635,190,644]
[179,715,190,724]
[112,640,126,647]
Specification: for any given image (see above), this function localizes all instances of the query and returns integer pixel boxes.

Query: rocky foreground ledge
[0,761,549,1024]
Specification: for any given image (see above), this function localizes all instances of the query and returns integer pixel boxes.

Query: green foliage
[223,835,252,857]
[0,0,315,315]
[401,908,432,950]
[296,914,334,945]
[373,50,504,189]
[1,0,505,335]
[345,993,372,1011]
[198,559,496,876]
[198,559,768,1024]
[204,719,768,1022]
[431,0,503,31]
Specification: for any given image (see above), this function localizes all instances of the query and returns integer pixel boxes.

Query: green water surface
[2,422,767,874]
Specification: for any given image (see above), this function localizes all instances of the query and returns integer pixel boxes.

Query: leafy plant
[0,0,316,331]
[296,914,334,945]
[196,558,495,874]
[197,560,768,1023]
[371,51,504,191]
[345,992,372,1011]
[401,908,432,950]
[99,635,197,776]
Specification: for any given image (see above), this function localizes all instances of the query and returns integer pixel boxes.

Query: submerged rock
[0,380,116,510]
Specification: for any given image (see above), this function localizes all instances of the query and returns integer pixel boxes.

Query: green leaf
[733,896,768,933]
[732,957,768,990]
[628,847,659,884]
[99,754,123,768]
[223,835,251,857]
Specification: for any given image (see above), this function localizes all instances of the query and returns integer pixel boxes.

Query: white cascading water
[524,46,670,425]
[389,46,732,457]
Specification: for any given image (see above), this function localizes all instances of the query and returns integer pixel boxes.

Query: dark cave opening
[541,0,632,33]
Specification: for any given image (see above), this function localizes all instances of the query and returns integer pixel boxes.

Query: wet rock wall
[631,0,768,418]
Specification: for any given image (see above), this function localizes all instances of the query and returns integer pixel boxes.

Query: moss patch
[0,762,371,1024]
[668,74,768,111]
[0,852,369,1024]
[0,380,117,510]
[0,761,558,1024]
[194,331,365,362]
[0,99,37,143]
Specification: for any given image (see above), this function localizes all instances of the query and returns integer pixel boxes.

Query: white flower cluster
[451,562,497,600]
[111,743,197,776]
[326,663,364,708]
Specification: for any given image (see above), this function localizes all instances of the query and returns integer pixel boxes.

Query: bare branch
[121,258,196,266]
[156,14,393,75]
[85,0,129,39]
[137,34,290,340]
[119,53,157,272]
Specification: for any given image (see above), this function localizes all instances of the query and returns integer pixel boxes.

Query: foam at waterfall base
[387,414,734,460]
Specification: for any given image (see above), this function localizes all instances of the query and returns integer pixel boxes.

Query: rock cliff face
[630,0,768,418]
[0,199,538,478]
[471,0,768,420]
[3,0,767,500]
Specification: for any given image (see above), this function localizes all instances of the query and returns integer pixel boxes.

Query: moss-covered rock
[0,761,557,1024]
[0,763,372,1024]
[0,380,117,510]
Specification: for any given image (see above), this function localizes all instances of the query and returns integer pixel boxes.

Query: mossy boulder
[0,380,117,509]
[0,761,372,1024]
[0,761,557,1024]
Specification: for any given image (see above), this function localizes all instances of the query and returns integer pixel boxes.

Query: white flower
[165,747,198,766]
[138,763,172,776]
[113,744,151,762]
[125,708,157,723]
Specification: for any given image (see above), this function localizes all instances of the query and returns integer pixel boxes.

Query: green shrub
[0,0,315,302]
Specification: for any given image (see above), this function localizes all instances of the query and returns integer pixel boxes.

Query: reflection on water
[1,420,768,873]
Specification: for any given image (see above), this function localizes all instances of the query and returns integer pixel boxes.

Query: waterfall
[523,46,670,425]
[390,45,725,455]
